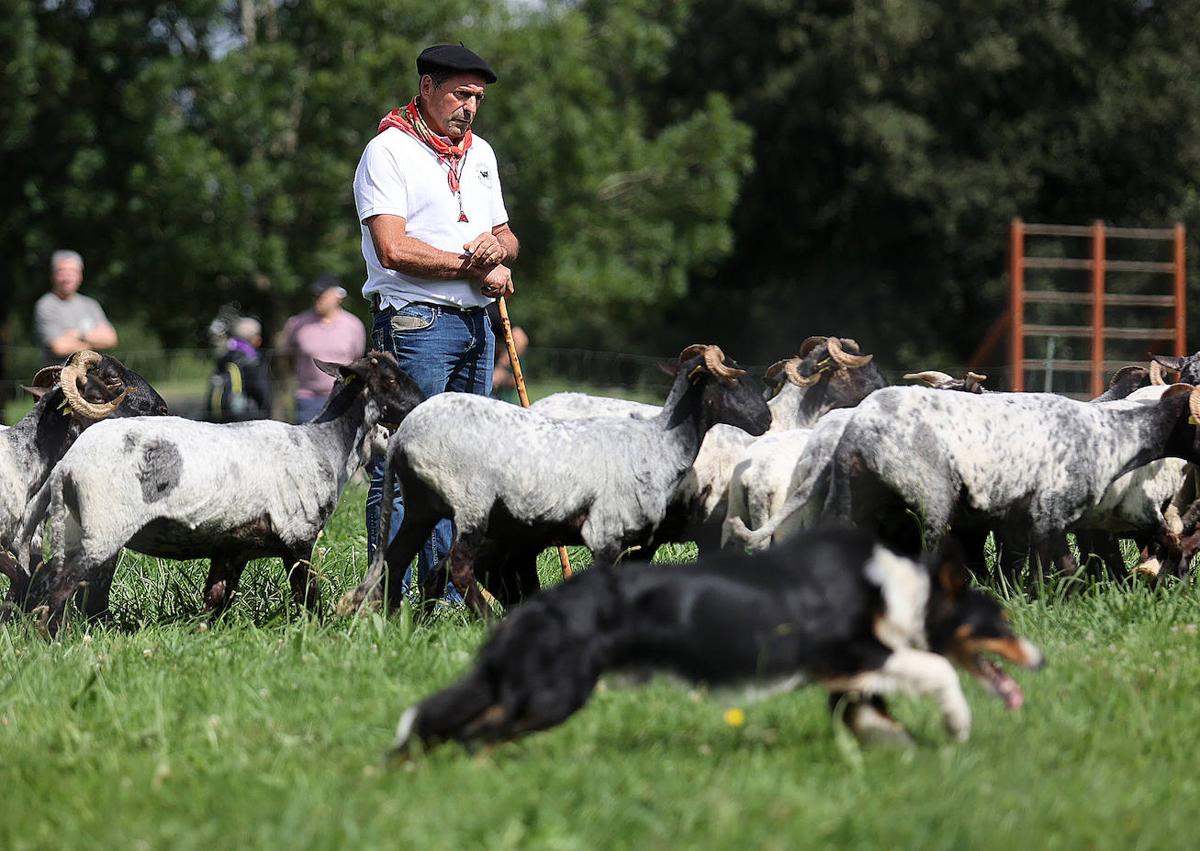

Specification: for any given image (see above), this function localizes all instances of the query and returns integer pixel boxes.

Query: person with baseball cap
[353,43,519,598]
[281,274,367,423]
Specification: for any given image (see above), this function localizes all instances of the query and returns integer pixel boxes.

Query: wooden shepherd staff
[496,296,574,580]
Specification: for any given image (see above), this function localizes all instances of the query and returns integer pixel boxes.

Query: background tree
[663,0,1200,369]
[6,0,1200,394]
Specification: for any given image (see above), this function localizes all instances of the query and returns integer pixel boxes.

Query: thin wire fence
[0,341,1029,424]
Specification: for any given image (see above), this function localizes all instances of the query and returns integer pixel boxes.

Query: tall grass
[1,487,1198,850]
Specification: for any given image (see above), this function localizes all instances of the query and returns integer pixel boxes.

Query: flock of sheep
[3,336,1200,636]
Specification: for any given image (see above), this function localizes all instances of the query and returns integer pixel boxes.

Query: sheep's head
[1152,351,1200,385]
[22,351,167,422]
[676,344,771,436]
[1158,383,1200,462]
[317,352,425,429]
[765,336,878,394]
[1149,359,1183,386]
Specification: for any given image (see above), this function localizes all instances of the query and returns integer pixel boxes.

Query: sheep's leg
[956,529,990,581]
[340,512,440,615]
[283,546,321,613]
[474,541,541,609]
[445,533,491,620]
[1079,531,1127,582]
[203,558,248,616]
[1037,533,1078,582]
[33,512,98,636]
[994,531,1031,590]
[76,555,120,620]
[0,550,28,622]
[588,546,621,571]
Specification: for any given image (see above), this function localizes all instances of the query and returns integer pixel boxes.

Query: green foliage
[0,0,750,362]
[6,0,1200,373]
[666,0,1200,368]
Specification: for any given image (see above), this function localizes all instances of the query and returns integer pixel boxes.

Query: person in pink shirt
[282,275,368,422]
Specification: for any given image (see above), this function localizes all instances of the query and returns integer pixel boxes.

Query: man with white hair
[34,249,119,363]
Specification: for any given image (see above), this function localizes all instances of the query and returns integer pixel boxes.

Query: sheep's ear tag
[1190,414,1198,426]
[342,373,359,386]
[57,397,73,417]
[687,365,705,383]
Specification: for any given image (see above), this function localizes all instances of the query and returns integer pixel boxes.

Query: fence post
[1175,223,1188,357]
[1090,220,1106,398]
[1009,218,1025,391]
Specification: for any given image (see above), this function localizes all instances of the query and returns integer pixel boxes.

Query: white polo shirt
[354,127,509,310]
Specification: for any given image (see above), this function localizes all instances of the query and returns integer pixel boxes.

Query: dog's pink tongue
[983,659,1024,710]
[1001,677,1024,710]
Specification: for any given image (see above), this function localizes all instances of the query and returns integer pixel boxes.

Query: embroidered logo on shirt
[477,165,493,188]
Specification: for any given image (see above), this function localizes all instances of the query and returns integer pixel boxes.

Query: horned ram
[17,353,422,633]
[1,351,167,601]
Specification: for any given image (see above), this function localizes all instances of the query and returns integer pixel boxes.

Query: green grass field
[2,485,1199,850]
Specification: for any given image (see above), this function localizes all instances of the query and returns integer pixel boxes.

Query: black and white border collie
[390,527,1043,755]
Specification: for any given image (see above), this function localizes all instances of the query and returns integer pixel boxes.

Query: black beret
[416,44,497,84]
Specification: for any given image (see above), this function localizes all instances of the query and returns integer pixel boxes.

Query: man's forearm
[497,229,519,263]
[376,234,481,281]
[87,323,118,349]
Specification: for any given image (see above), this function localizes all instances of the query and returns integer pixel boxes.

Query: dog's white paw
[941,691,972,742]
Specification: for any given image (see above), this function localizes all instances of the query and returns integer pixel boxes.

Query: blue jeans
[295,395,326,424]
[366,301,495,601]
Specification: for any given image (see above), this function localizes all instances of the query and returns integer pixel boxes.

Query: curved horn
[31,365,63,388]
[903,371,955,388]
[837,338,863,353]
[963,371,988,393]
[798,336,828,357]
[679,344,708,363]
[1191,387,1200,426]
[1150,360,1166,385]
[702,345,746,381]
[1109,365,1147,387]
[764,359,788,383]
[60,350,127,420]
[826,336,874,368]
[785,358,821,387]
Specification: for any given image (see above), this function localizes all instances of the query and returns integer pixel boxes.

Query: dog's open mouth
[974,655,1024,710]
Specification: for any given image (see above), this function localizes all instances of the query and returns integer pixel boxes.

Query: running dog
[390,527,1043,754]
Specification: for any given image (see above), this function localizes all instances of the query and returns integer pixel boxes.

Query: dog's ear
[934,538,968,598]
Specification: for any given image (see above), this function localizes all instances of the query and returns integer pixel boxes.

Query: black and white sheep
[1,351,168,598]
[808,384,1200,563]
[722,370,988,552]
[18,353,423,632]
[761,336,886,430]
[339,345,772,618]
[526,335,885,562]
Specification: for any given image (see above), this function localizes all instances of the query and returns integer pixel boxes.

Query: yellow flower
[723,708,746,728]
